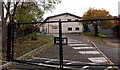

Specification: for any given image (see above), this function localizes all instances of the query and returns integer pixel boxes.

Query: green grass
[83,32,107,41]
[83,32,94,36]
[83,32,107,38]
[2,34,53,60]
[13,35,53,58]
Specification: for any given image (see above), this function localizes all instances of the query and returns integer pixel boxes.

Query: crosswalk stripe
[69,44,89,46]
[79,51,100,54]
[88,57,108,63]
[82,66,89,69]
[45,61,51,63]
[66,63,72,65]
[73,47,95,49]
[68,41,82,43]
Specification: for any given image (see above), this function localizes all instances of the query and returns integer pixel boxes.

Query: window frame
[75,27,80,31]
[68,27,72,31]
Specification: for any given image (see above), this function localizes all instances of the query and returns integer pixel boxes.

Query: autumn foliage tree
[82,8,115,37]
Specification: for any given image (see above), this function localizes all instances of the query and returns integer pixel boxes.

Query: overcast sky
[44,0,120,18]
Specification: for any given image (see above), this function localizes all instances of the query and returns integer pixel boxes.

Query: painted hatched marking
[45,61,51,63]
[69,44,89,46]
[27,59,33,61]
[68,42,82,44]
[79,51,100,54]
[66,63,72,65]
[88,57,108,63]
[82,66,89,69]
[73,47,95,49]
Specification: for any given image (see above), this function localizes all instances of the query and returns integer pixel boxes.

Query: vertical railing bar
[11,23,15,61]
[7,24,12,62]
[59,19,63,70]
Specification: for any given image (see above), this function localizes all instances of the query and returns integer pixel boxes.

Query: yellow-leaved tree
[82,8,115,37]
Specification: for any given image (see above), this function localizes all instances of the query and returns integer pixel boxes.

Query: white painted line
[68,41,82,43]
[69,44,89,46]
[88,57,108,63]
[107,66,118,69]
[52,34,59,37]
[82,66,89,69]
[79,51,100,54]
[32,57,95,64]
[62,36,66,37]
[66,63,72,65]
[35,63,77,70]
[45,61,51,63]
[74,40,78,41]
[89,40,113,64]
[27,59,33,61]
[73,47,95,49]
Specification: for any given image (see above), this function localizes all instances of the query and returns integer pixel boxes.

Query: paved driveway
[7,34,119,70]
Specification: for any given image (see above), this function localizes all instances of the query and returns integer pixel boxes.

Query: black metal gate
[7,18,120,70]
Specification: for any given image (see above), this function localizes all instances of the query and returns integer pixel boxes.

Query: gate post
[59,19,63,70]
[7,24,12,62]
[11,23,14,61]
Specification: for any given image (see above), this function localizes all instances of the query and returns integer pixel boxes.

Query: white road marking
[32,57,95,64]
[68,41,82,43]
[107,66,118,69]
[73,47,95,49]
[88,57,108,63]
[62,36,66,37]
[69,44,89,46]
[35,63,77,69]
[27,59,33,61]
[66,63,72,65]
[82,66,89,69]
[52,34,59,37]
[79,51,100,54]
[45,61,51,63]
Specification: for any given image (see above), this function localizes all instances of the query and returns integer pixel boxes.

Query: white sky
[44,0,120,19]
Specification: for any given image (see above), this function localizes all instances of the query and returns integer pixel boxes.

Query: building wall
[42,14,83,33]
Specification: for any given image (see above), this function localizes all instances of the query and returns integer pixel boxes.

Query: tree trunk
[2,2,7,48]
[94,24,99,37]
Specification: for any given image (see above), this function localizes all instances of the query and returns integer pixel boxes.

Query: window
[76,27,79,30]
[75,19,79,21]
[68,27,72,31]
[68,19,71,21]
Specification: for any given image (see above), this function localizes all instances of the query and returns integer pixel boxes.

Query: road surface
[7,34,119,70]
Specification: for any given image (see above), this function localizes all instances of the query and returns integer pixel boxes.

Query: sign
[52,26,58,29]
[54,37,68,45]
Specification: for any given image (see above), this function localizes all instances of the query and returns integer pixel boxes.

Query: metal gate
[7,18,120,70]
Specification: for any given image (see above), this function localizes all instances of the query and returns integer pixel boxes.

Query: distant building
[40,13,83,34]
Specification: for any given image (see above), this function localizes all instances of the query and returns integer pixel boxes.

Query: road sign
[54,37,68,45]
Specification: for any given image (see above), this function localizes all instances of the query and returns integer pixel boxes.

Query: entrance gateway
[7,18,120,70]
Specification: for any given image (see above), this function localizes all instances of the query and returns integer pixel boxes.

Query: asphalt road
[6,34,120,70]
[95,42,120,65]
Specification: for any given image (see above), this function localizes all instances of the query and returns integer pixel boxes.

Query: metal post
[48,19,49,34]
[11,24,14,61]
[59,19,63,70]
[7,24,12,62]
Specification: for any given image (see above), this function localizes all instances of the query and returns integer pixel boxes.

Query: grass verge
[2,34,53,61]
[83,32,107,41]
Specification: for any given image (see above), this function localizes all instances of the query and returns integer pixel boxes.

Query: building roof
[43,12,82,22]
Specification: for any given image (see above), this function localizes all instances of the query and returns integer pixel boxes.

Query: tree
[2,0,61,61]
[13,2,42,36]
[2,0,61,47]
[82,8,115,37]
